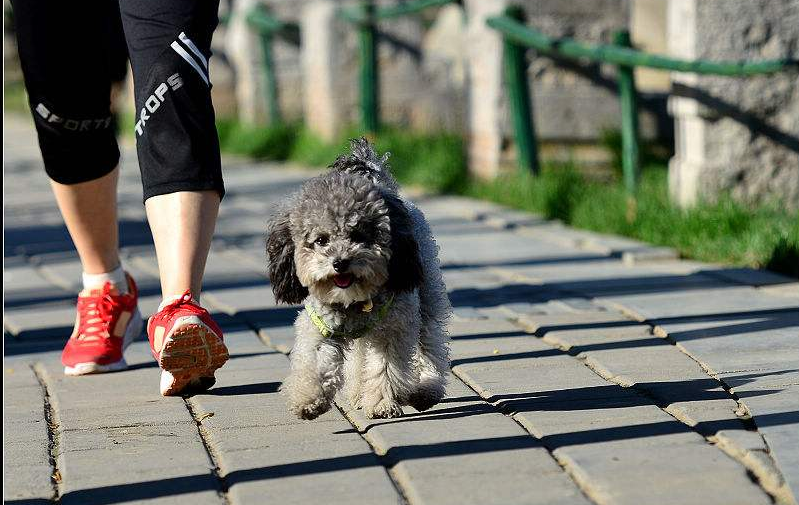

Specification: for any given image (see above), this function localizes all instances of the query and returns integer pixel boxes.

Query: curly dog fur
[266,138,451,420]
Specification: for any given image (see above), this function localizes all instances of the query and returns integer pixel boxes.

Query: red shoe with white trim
[61,273,143,376]
[147,291,229,396]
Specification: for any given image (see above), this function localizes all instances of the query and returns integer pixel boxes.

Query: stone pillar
[630,0,669,93]
[464,0,508,179]
[226,0,267,125]
[301,0,344,142]
[667,0,799,209]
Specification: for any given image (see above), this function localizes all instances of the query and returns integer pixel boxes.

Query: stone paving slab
[187,329,401,505]
[4,113,798,505]
[343,380,592,505]
[511,310,791,501]
[448,320,773,505]
[4,360,56,503]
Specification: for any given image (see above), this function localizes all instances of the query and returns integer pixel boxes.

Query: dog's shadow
[204,381,282,396]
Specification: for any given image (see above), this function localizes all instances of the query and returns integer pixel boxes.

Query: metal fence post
[248,4,282,125]
[504,6,539,174]
[259,29,281,125]
[359,0,379,133]
[614,29,640,201]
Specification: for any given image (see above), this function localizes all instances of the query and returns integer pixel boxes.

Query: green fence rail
[339,0,458,133]
[246,5,298,125]
[487,10,798,202]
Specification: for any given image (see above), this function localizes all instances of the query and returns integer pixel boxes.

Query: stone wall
[668,0,799,209]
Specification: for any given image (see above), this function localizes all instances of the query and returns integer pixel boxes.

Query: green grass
[209,120,798,277]
[213,120,466,193]
[4,80,29,113]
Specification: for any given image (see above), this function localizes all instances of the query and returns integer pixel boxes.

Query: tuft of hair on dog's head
[329,137,399,193]
[266,167,422,307]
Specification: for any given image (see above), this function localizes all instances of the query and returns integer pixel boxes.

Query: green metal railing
[339,0,458,133]
[487,9,797,201]
[245,5,298,125]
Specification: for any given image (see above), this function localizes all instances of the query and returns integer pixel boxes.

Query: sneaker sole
[63,307,144,377]
[158,316,229,396]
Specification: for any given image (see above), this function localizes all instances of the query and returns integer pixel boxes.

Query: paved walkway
[4,114,799,505]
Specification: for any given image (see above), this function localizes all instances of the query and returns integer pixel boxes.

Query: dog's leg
[360,314,419,419]
[405,204,452,412]
[406,292,450,412]
[343,340,364,409]
[408,326,449,411]
[282,316,345,420]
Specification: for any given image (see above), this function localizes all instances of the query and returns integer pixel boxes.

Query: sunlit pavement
[5,113,799,505]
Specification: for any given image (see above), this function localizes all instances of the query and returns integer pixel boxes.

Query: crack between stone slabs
[647,325,795,505]
[448,367,603,505]
[602,300,793,504]
[511,311,789,505]
[267,344,411,505]
[31,362,63,503]
[335,404,411,505]
[206,305,411,505]
[184,397,232,505]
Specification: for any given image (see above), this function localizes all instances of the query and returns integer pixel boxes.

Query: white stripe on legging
[178,32,208,71]
[170,41,209,85]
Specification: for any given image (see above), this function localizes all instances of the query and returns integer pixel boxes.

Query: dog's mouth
[332,273,355,289]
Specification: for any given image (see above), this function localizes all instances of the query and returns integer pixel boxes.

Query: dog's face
[267,172,422,306]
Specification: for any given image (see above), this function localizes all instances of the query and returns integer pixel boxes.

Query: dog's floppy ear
[266,210,309,304]
[383,193,423,293]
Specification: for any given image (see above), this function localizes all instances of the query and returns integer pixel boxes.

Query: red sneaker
[147,291,229,396]
[62,273,143,376]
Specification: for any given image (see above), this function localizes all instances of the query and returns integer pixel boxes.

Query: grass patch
[213,121,466,194]
[4,80,29,113]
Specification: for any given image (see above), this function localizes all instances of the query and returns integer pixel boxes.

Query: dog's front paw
[407,389,444,412]
[288,396,331,420]
[364,398,403,419]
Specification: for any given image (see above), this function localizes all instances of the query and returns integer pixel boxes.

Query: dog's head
[266,171,422,306]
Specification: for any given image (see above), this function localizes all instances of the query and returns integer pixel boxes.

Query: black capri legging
[11,0,225,201]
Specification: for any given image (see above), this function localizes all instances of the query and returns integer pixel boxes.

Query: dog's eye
[314,235,329,247]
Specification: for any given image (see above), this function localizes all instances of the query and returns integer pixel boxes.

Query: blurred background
[4,0,798,277]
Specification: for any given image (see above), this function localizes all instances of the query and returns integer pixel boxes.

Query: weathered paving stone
[4,262,72,306]
[585,287,798,503]
[6,111,798,505]
[512,310,791,502]
[4,302,77,343]
[3,360,56,503]
[758,282,799,298]
[448,319,773,505]
[493,258,733,298]
[34,344,223,505]
[188,329,401,505]
[202,284,300,352]
[344,380,593,505]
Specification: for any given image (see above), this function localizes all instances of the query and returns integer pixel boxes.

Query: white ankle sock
[82,265,128,294]
[158,294,198,312]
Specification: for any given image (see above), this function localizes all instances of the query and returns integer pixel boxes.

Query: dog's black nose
[332,258,350,273]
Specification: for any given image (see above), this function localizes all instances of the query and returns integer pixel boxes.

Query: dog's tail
[329,137,398,191]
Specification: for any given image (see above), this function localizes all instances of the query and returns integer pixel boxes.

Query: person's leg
[145,190,219,299]
[50,168,121,275]
[120,0,228,395]
[12,0,141,375]
[119,0,225,301]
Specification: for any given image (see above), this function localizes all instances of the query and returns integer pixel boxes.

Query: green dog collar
[306,295,394,339]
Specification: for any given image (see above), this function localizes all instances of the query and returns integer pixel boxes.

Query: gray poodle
[266,138,451,420]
